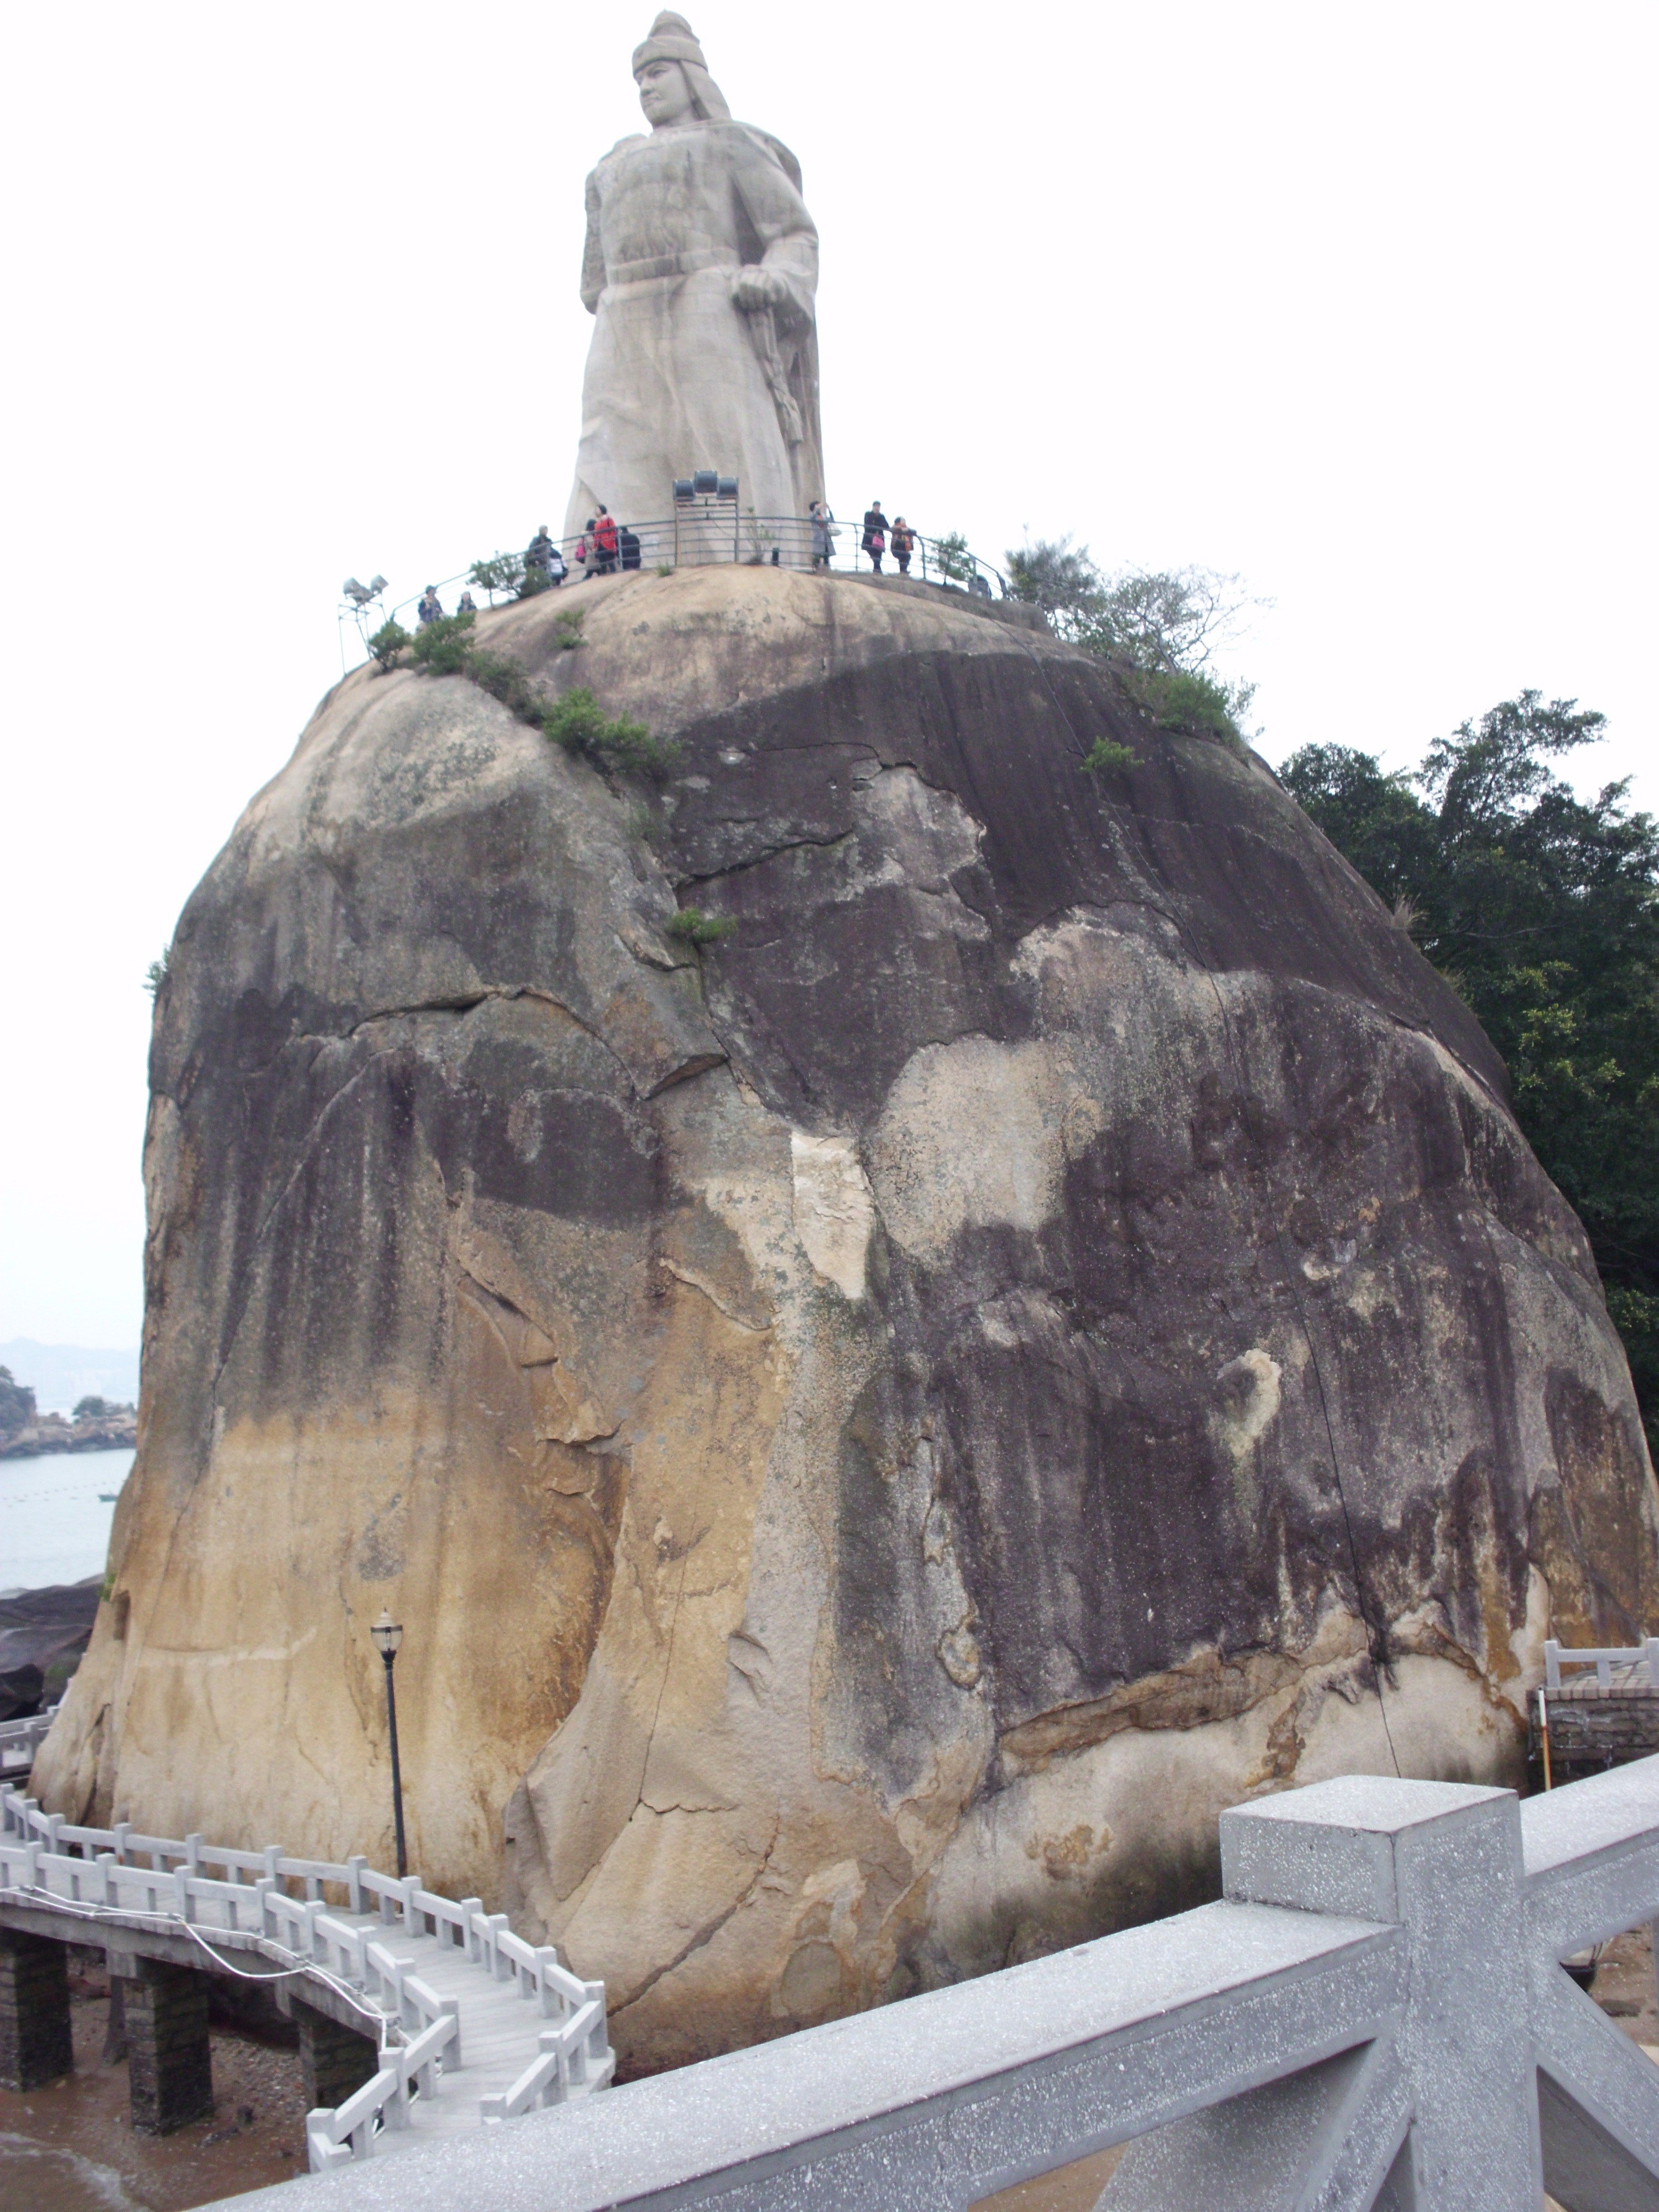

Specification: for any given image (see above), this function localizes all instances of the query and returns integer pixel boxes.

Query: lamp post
[369,1610,408,1879]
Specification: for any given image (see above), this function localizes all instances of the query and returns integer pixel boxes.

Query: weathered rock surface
[0,1579,102,1717]
[36,566,1659,2072]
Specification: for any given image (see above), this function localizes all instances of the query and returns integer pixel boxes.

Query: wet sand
[0,1952,306,2210]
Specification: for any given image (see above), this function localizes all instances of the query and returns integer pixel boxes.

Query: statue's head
[632,11,731,127]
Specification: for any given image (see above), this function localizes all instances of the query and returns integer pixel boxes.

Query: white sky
[2,0,1653,1349]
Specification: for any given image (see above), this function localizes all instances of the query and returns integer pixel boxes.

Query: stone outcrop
[0,1409,137,1459]
[35,566,1659,2073]
[0,1580,101,1718]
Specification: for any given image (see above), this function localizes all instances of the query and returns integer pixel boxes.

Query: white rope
[1,1880,400,2050]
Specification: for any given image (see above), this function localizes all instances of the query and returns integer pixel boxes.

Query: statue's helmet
[632,11,732,121]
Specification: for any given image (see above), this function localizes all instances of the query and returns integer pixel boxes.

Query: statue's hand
[732,267,787,312]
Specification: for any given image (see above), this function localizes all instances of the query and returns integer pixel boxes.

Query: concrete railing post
[1104,1777,1538,2210]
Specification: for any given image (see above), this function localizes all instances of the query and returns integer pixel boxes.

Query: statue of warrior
[563,13,825,545]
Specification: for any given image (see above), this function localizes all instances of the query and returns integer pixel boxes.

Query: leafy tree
[468,551,525,603]
[930,530,978,587]
[1283,695,1659,1449]
[1006,538,1262,742]
[74,1395,110,1419]
[0,1365,35,1441]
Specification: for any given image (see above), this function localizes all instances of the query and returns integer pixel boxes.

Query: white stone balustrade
[199,1759,1659,2212]
[0,1784,612,2167]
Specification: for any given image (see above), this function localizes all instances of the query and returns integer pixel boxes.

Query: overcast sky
[2,0,1653,1351]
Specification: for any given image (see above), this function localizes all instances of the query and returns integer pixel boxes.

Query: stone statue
[564,13,824,545]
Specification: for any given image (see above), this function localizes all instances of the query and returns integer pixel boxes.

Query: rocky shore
[0,1406,136,1458]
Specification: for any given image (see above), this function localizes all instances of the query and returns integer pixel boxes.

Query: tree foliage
[0,1365,35,1441]
[1006,537,1263,743]
[1282,695,1659,1449]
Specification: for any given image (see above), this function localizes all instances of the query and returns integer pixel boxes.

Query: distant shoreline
[1,1413,137,1460]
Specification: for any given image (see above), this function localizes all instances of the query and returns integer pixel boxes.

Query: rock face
[37,566,1659,2072]
[0,1580,102,1718]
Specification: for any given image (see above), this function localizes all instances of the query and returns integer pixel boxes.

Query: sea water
[0,1447,134,1594]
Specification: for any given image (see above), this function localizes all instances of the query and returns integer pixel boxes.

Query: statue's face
[636,58,696,127]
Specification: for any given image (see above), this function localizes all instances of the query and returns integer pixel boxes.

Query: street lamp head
[371,1610,403,1659]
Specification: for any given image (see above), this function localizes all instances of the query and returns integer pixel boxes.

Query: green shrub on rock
[409,611,477,675]
[665,906,735,948]
[368,619,411,671]
[542,688,678,780]
[1081,737,1139,775]
[1126,667,1245,748]
[465,650,536,719]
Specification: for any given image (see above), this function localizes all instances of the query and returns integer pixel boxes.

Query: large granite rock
[36,566,1659,2072]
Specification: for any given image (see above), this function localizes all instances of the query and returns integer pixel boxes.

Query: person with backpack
[593,506,620,574]
[619,524,642,571]
[890,516,916,576]
[862,501,889,574]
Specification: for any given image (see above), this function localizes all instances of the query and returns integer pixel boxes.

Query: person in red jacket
[593,507,620,575]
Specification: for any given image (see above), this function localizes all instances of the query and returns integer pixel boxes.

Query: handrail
[1545,1636,1659,1690]
[479,1995,607,2124]
[0,1782,611,2169]
[190,1757,1659,2212]
[0,1704,59,1771]
[383,512,1013,632]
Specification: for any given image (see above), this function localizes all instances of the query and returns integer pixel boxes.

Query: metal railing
[375,512,1011,635]
[201,1757,1659,2211]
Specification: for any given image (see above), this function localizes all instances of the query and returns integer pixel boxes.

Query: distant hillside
[0,1341,140,1416]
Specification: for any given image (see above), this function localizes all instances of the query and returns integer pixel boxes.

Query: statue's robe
[565,120,823,546]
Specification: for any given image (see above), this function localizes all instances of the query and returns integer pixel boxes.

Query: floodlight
[716,477,738,501]
[692,469,718,496]
[368,576,388,595]
[673,479,695,503]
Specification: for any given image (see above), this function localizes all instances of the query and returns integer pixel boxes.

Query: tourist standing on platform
[890,517,916,576]
[594,508,620,574]
[417,585,444,625]
[862,502,889,573]
[810,500,836,568]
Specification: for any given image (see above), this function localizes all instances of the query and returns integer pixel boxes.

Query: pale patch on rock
[937,1620,982,1689]
[790,1134,875,1300]
[867,1037,1074,1262]
[1211,1349,1283,1516]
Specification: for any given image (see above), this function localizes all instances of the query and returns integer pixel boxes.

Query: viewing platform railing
[375,511,1013,637]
